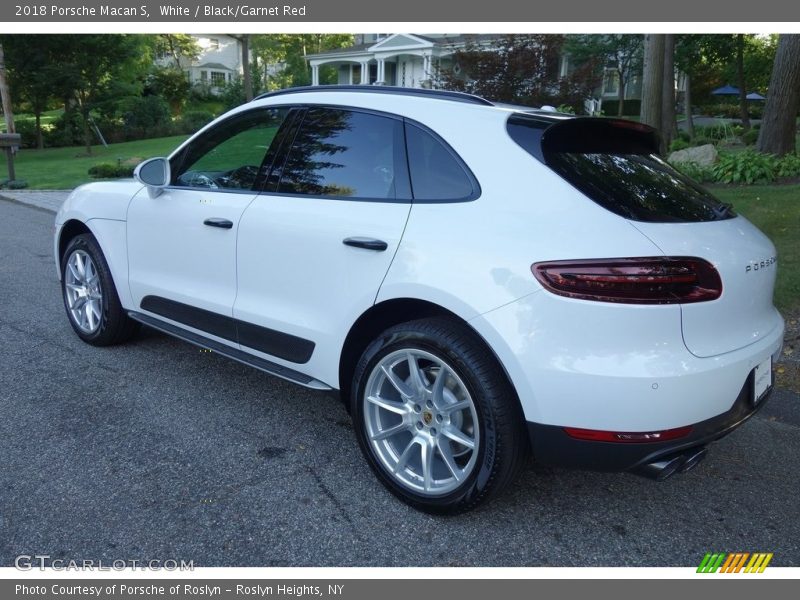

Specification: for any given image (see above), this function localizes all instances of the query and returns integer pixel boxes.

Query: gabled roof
[195,62,234,71]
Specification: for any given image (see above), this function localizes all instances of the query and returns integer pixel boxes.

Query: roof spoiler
[541,118,661,156]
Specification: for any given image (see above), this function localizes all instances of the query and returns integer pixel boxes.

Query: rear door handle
[204,218,233,229]
[343,237,388,252]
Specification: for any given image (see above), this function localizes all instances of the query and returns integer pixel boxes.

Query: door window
[277,108,411,200]
[171,108,289,191]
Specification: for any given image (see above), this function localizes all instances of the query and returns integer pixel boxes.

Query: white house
[306,34,646,113]
[157,34,244,94]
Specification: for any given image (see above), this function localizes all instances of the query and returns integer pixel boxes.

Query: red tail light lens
[531,257,722,304]
[564,425,693,443]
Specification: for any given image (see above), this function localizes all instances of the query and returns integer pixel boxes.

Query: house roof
[306,34,506,59]
[195,62,234,71]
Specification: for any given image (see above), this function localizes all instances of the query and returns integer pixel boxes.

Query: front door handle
[343,237,388,252]
[204,218,233,229]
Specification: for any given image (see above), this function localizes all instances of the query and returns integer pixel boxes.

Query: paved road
[1,198,798,567]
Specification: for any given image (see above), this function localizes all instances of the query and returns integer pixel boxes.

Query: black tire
[61,233,139,346]
[351,317,529,514]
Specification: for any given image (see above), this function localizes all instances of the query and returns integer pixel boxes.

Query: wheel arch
[57,219,93,277]
[57,218,133,309]
[338,298,521,414]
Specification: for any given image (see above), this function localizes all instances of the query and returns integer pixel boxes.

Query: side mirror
[134,157,171,198]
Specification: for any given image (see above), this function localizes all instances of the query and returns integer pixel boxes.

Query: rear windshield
[507,115,735,223]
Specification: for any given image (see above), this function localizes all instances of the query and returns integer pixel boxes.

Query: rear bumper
[527,370,772,473]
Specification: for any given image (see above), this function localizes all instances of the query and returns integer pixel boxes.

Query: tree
[249,34,354,91]
[153,34,200,69]
[1,35,72,149]
[660,35,676,152]
[735,34,751,130]
[640,34,665,142]
[231,34,253,101]
[437,35,600,110]
[57,35,149,154]
[757,34,800,156]
[565,34,643,116]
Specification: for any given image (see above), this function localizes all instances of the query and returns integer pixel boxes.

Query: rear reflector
[564,425,693,443]
[531,257,722,304]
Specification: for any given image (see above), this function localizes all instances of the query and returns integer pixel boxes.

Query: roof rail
[252,85,493,106]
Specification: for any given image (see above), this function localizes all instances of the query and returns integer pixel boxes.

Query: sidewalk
[0,190,71,213]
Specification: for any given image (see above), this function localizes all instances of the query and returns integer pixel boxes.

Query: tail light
[531,257,722,304]
[564,425,693,443]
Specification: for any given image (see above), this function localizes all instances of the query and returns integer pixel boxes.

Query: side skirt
[128,311,333,391]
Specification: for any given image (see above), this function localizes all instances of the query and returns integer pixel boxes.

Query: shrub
[670,161,713,184]
[742,129,759,146]
[88,163,135,179]
[669,139,690,152]
[709,150,777,184]
[691,136,712,147]
[776,153,800,178]
[176,110,215,133]
[116,95,171,140]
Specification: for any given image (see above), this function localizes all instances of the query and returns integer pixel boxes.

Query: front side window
[210,72,226,86]
[277,108,409,200]
[170,107,289,191]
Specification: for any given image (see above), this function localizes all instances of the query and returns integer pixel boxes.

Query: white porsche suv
[55,86,784,513]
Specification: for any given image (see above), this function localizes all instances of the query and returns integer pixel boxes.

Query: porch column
[377,59,385,84]
[423,54,431,78]
[311,64,319,86]
[361,61,370,84]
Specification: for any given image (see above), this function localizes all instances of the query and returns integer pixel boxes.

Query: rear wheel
[351,318,528,514]
[61,234,138,346]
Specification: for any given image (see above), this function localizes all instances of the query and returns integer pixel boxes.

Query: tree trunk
[0,43,15,136]
[641,34,665,145]
[35,111,43,150]
[241,35,253,101]
[660,34,676,154]
[757,34,800,156]
[736,34,751,130]
[684,73,694,139]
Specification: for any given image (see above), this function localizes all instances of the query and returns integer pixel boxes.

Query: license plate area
[753,357,773,405]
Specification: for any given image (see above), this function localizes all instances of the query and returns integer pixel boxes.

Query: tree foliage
[436,35,600,111]
[565,34,643,116]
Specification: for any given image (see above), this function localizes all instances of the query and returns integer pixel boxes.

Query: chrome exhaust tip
[634,446,709,481]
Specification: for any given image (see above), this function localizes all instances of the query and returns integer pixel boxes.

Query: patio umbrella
[746,92,766,100]
[711,84,741,95]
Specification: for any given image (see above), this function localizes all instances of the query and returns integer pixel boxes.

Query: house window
[603,69,620,95]
[209,38,220,50]
[211,72,226,86]
[200,70,208,81]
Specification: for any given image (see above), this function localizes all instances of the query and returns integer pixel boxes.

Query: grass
[714,184,800,312]
[0,135,188,189]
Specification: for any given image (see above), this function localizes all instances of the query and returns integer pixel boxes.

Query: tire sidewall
[352,325,500,512]
[61,235,114,344]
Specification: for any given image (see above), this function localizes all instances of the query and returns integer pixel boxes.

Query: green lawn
[714,184,800,312]
[0,135,188,189]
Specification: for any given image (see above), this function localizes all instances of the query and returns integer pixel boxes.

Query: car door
[127,107,290,344]
[234,107,412,384]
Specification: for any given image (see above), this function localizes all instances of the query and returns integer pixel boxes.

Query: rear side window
[278,108,410,200]
[405,123,477,201]
[508,115,735,223]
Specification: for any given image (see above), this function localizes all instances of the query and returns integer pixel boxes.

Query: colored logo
[697,552,773,573]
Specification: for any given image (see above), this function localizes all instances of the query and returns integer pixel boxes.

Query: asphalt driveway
[1,198,798,567]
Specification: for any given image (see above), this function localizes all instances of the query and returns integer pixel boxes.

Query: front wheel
[61,233,138,346]
[351,318,528,514]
